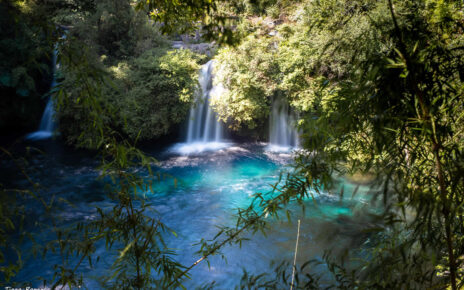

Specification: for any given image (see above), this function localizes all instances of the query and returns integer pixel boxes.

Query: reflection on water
[5,143,374,289]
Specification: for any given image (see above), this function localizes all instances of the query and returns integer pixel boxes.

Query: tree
[211,0,464,288]
[277,0,464,288]
[0,0,224,288]
[3,0,463,288]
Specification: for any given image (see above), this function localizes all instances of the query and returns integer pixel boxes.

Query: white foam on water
[169,141,232,155]
[25,131,54,140]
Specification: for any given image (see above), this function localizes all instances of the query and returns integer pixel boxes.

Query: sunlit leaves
[212,0,464,288]
[135,0,239,44]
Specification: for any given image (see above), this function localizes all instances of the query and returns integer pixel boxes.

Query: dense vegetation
[214,0,464,288]
[215,1,464,288]
[1,0,204,145]
[1,0,463,289]
[0,1,56,134]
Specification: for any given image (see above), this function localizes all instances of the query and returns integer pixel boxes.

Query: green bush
[115,49,202,140]
[57,47,201,147]
[54,0,204,147]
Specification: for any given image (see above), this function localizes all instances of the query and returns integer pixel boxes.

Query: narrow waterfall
[26,51,58,140]
[171,60,229,154]
[268,97,300,151]
[186,60,224,143]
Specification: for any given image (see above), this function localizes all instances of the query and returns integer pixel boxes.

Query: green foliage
[220,0,298,17]
[67,0,168,63]
[212,2,347,132]
[135,0,239,44]
[0,0,99,134]
[3,0,214,288]
[55,0,202,147]
[95,143,185,288]
[213,34,277,131]
[265,0,464,288]
[0,149,28,285]
[210,0,464,289]
[57,45,201,146]
[3,0,464,288]
[42,25,190,288]
[114,49,201,141]
[0,1,55,133]
[213,0,388,133]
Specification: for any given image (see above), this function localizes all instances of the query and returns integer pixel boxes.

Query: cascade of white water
[269,97,300,150]
[171,60,228,154]
[26,50,58,140]
[186,60,224,143]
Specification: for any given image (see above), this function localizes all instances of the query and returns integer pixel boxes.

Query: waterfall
[186,60,224,143]
[171,60,229,154]
[26,50,58,140]
[268,97,300,151]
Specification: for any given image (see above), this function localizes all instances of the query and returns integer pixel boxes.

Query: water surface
[5,142,372,288]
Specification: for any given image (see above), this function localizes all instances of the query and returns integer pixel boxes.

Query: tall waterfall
[186,60,224,143]
[268,97,300,151]
[26,51,58,140]
[171,60,229,154]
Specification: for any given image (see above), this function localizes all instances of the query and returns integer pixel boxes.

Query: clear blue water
[4,142,372,289]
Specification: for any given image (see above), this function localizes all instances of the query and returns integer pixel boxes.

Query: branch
[290,219,301,290]
[167,214,263,288]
